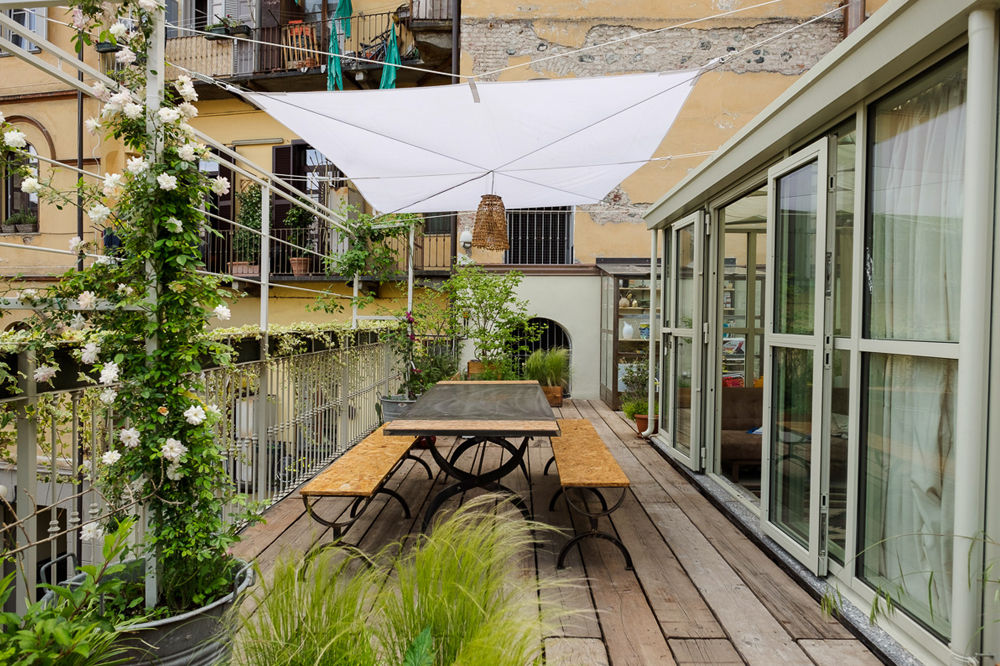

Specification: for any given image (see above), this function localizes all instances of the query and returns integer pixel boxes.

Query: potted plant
[204,21,229,40]
[219,14,251,37]
[523,347,569,407]
[283,202,314,276]
[8,211,37,233]
[620,354,657,435]
[1,218,15,233]
[95,40,122,53]
[0,1,258,660]
[231,183,262,276]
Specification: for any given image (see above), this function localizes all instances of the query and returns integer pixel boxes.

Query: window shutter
[272,144,293,225]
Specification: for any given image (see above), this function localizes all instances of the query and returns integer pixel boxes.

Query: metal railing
[0,338,400,612]
[156,12,413,79]
[203,223,455,278]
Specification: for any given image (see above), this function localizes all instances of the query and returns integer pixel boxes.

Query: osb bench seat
[545,418,633,570]
[300,425,433,541]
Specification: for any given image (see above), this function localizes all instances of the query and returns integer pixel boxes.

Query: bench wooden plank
[551,419,629,488]
[300,425,415,497]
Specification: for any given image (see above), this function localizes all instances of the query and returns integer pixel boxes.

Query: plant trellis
[245,70,698,213]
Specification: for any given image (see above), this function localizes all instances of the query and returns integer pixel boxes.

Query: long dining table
[383,380,561,529]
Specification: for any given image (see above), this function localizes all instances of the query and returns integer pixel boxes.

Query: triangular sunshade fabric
[246,71,698,213]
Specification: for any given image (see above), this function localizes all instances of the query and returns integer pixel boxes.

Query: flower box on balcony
[204,25,229,40]
[229,24,251,37]
[95,41,121,53]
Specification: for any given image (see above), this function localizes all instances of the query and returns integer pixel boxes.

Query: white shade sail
[245,71,698,213]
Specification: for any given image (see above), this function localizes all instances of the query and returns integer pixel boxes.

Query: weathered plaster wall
[457,5,845,264]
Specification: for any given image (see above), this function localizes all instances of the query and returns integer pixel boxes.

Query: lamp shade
[471,194,509,251]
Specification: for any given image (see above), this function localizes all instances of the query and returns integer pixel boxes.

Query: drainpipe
[949,8,997,664]
[451,0,460,83]
[643,230,658,437]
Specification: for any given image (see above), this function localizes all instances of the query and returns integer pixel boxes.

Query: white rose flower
[206,404,222,419]
[101,449,121,465]
[116,283,134,296]
[19,288,37,301]
[99,387,117,404]
[77,290,97,310]
[81,341,101,365]
[213,304,231,321]
[177,144,196,162]
[69,313,86,330]
[126,156,148,175]
[156,173,178,190]
[95,255,115,265]
[115,46,136,65]
[100,361,119,385]
[80,522,104,543]
[166,462,184,481]
[20,176,39,194]
[88,204,111,223]
[123,103,143,120]
[175,78,198,102]
[178,102,198,118]
[119,427,140,448]
[138,0,160,11]
[85,117,101,135]
[3,129,27,149]
[108,22,127,38]
[183,404,206,425]
[91,81,110,101]
[161,437,187,462]
[102,172,123,197]
[68,236,83,254]
[211,176,230,196]
[165,217,183,233]
[176,75,192,87]
[157,107,181,124]
[33,365,57,384]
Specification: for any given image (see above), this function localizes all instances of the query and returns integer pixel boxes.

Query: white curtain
[864,57,964,633]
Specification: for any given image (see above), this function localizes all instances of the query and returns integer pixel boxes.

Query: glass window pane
[662,231,671,328]
[769,346,813,546]
[774,161,818,335]
[833,122,856,337]
[676,226,695,328]
[723,233,748,329]
[866,56,966,342]
[673,336,693,455]
[829,350,850,564]
[860,354,955,636]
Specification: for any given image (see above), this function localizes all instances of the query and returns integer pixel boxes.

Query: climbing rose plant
[1,0,253,611]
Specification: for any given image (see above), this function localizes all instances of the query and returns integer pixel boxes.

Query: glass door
[761,139,830,575]
[660,212,703,469]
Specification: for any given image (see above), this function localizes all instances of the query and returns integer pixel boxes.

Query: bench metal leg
[374,486,411,519]
[548,486,607,513]
[404,451,434,479]
[556,487,633,571]
[543,455,556,476]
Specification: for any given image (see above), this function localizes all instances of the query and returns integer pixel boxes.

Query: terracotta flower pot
[633,414,657,435]
[289,256,310,276]
[467,359,484,378]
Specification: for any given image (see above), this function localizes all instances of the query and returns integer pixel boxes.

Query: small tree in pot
[283,201,314,276]
[231,183,261,275]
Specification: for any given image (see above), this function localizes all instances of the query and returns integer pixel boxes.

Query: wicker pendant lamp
[471,194,509,251]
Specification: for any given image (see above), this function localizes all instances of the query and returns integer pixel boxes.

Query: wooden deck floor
[231,399,881,666]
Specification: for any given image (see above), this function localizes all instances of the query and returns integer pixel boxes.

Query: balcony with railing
[202,221,455,281]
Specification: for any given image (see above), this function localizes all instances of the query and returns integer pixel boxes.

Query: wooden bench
[300,425,433,543]
[544,418,633,570]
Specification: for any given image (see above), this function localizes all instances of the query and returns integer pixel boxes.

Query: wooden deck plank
[668,638,744,665]
[544,637,609,665]
[609,493,725,639]
[570,504,676,665]
[528,445,603,640]
[798,639,884,665]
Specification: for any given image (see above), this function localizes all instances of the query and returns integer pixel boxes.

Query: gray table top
[383,381,560,437]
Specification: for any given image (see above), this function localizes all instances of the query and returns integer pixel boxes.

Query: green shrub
[523,348,570,389]
[622,396,647,420]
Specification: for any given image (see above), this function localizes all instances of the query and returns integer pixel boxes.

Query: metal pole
[141,6,166,611]
[407,224,414,313]
[949,9,997,663]
[450,0,460,83]
[642,230,657,437]
[76,31,84,271]
[14,351,37,614]
[255,182,271,499]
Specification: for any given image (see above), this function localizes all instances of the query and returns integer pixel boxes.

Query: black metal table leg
[555,487,633,570]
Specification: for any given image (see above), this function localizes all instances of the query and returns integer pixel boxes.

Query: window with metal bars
[504,206,573,264]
